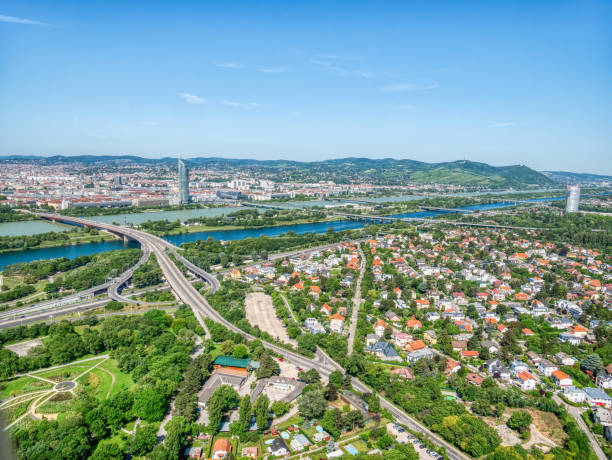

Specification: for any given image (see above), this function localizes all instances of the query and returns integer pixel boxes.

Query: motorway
[32,213,471,460]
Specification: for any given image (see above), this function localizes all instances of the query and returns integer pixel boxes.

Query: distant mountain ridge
[0,155,556,187]
[541,170,612,185]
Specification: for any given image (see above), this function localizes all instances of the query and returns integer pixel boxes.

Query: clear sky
[1,1,610,174]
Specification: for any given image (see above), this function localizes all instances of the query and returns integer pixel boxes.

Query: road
[347,243,365,355]
[553,394,607,460]
[33,213,471,460]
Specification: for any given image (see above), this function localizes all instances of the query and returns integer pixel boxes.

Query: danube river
[0,196,566,268]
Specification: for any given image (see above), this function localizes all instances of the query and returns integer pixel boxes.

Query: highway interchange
[8,213,471,459]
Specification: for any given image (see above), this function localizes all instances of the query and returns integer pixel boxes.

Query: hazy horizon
[1,1,610,174]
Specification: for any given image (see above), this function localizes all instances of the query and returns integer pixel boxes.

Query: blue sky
[1,1,610,174]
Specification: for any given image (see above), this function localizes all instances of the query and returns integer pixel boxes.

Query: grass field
[1,399,33,424]
[34,362,102,382]
[99,359,134,397]
[0,376,53,399]
[77,367,114,400]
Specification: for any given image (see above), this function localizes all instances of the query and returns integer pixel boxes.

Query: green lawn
[77,367,114,400]
[0,376,53,399]
[34,363,100,382]
[99,359,135,397]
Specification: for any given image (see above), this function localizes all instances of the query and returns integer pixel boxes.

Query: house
[536,359,558,377]
[461,350,479,359]
[268,438,289,456]
[320,303,332,315]
[241,446,258,458]
[584,387,612,408]
[425,311,440,322]
[510,360,529,377]
[516,371,537,391]
[522,328,535,336]
[392,332,411,347]
[329,313,345,333]
[423,330,437,345]
[374,319,387,337]
[594,407,612,427]
[568,325,588,338]
[304,317,326,334]
[406,317,422,330]
[551,370,573,387]
[554,352,576,366]
[559,333,581,346]
[184,447,202,459]
[367,342,402,362]
[406,339,426,352]
[562,386,586,404]
[406,348,434,363]
[466,373,484,386]
[481,340,499,354]
[445,358,461,375]
[486,359,511,380]
[596,373,612,390]
[212,438,232,459]
[290,434,311,451]
[391,367,414,379]
[451,340,468,352]
[365,334,378,347]
[313,430,331,443]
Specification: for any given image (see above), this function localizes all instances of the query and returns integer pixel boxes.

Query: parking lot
[386,423,443,460]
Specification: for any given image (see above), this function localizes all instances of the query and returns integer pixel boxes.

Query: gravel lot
[245,292,295,345]
[6,338,43,356]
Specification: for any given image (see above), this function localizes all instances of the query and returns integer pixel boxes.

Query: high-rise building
[565,185,580,213]
[178,159,190,204]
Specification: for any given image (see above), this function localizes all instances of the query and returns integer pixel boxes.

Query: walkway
[347,244,365,355]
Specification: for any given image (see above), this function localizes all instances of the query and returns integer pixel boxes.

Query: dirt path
[245,292,295,345]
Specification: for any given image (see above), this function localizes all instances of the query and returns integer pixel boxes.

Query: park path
[347,244,365,355]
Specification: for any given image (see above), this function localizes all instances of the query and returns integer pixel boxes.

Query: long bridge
[32,212,470,460]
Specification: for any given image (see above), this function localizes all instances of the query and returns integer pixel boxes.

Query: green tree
[254,394,270,431]
[581,354,604,374]
[132,388,167,422]
[131,425,158,456]
[507,411,532,432]
[298,390,327,419]
[238,395,252,434]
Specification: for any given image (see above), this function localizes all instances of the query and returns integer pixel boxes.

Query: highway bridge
[33,212,470,459]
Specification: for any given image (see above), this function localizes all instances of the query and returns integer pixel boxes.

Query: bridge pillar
[123,235,129,243]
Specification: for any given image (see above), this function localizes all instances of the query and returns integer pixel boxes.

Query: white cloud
[215,62,242,68]
[179,93,206,104]
[380,82,439,92]
[488,121,518,128]
[220,100,259,109]
[289,111,302,117]
[0,14,44,25]
[140,121,160,126]
[257,66,289,73]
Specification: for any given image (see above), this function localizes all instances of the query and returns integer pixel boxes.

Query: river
[0,196,566,268]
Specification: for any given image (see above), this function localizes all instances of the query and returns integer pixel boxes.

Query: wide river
[0,195,566,268]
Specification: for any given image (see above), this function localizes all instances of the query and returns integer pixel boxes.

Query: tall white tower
[565,185,580,213]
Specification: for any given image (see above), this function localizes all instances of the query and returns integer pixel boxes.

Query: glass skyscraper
[178,159,190,204]
[565,185,580,213]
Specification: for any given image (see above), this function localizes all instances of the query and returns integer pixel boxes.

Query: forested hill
[0,155,554,187]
